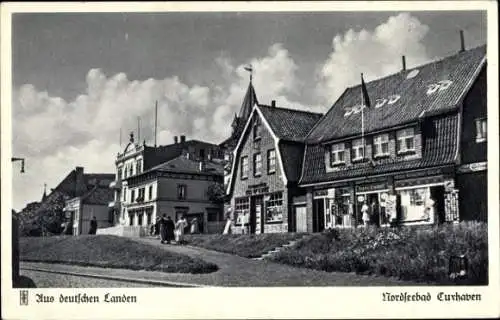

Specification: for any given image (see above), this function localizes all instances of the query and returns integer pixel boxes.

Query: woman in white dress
[175,215,188,244]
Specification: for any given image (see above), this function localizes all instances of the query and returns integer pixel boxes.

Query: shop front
[232,183,287,233]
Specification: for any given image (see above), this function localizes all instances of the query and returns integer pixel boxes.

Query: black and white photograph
[1,1,498,319]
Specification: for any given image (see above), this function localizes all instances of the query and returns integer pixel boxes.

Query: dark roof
[300,113,459,185]
[84,173,114,186]
[279,141,306,184]
[238,82,258,120]
[149,155,223,176]
[81,186,114,205]
[258,105,323,142]
[307,45,486,143]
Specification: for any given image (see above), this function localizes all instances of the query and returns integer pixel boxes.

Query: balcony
[109,180,122,189]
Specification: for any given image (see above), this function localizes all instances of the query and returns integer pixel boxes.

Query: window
[351,139,365,161]
[128,165,133,177]
[117,168,122,181]
[137,188,145,202]
[177,184,187,200]
[254,153,262,176]
[130,190,135,203]
[122,188,127,201]
[398,187,432,222]
[136,160,142,174]
[234,197,250,225]
[240,156,249,179]
[373,134,390,157]
[253,118,261,140]
[267,149,276,174]
[397,128,415,154]
[148,185,153,200]
[475,118,487,142]
[199,149,205,160]
[265,192,283,222]
[330,143,345,165]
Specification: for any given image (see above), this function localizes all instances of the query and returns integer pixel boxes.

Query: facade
[108,132,223,227]
[122,154,224,234]
[57,167,115,235]
[299,45,487,231]
[226,103,323,233]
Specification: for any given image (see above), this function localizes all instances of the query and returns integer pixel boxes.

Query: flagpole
[361,73,365,157]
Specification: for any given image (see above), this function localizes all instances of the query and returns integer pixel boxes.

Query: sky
[11,10,486,210]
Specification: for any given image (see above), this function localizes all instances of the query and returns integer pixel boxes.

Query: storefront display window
[398,187,432,222]
[234,197,249,226]
[266,192,283,222]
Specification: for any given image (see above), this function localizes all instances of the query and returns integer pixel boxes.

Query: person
[361,201,370,227]
[371,199,380,227]
[89,216,98,235]
[190,217,199,234]
[159,214,168,244]
[425,197,436,222]
[175,215,188,244]
[165,216,175,244]
[154,216,161,238]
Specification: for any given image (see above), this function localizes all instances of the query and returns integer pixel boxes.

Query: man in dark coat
[159,214,168,243]
[165,216,175,244]
[89,216,98,235]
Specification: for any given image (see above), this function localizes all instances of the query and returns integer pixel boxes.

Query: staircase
[252,234,307,261]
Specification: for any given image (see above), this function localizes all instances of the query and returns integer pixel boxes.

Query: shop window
[241,156,249,179]
[475,118,487,142]
[254,153,262,177]
[234,197,250,225]
[266,192,283,223]
[396,128,415,154]
[267,149,276,174]
[398,187,433,223]
[373,133,389,157]
[351,138,365,161]
[177,184,187,200]
[330,143,345,165]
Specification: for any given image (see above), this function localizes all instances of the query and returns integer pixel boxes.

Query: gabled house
[226,102,323,233]
[299,45,487,231]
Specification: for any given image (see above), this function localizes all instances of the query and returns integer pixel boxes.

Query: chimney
[180,135,186,143]
[174,136,178,144]
[271,100,276,108]
[402,56,406,71]
[75,166,86,197]
[199,161,206,172]
[459,30,465,52]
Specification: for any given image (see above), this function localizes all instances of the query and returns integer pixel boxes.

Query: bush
[270,222,488,285]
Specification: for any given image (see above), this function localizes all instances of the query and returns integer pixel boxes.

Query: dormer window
[351,139,365,162]
[253,118,261,141]
[330,143,345,166]
[373,134,390,157]
[475,118,487,142]
[397,128,416,154]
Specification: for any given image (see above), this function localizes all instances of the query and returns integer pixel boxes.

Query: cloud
[316,13,431,104]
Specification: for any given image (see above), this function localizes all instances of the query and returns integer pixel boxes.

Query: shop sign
[457,162,487,173]
[327,188,336,198]
[395,175,444,188]
[444,189,460,222]
[314,190,329,197]
[394,168,444,180]
[357,195,365,202]
[356,183,387,193]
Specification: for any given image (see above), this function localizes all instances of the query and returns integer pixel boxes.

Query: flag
[244,65,253,73]
[361,73,371,108]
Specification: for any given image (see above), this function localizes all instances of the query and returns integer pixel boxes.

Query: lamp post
[11,157,25,286]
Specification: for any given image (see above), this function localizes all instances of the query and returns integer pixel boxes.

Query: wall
[456,171,487,222]
[81,204,112,235]
[460,67,487,164]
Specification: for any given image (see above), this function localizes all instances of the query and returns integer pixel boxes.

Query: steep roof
[149,155,223,176]
[306,45,486,143]
[300,113,459,185]
[81,185,114,205]
[238,82,258,120]
[258,105,323,142]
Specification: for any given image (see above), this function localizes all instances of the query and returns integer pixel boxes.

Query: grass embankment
[184,233,305,258]
[20,235,218,274]
[269,222,488,285]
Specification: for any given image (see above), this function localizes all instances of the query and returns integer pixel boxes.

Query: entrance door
[313,199,325,232]
[295,205,307,233]
[250,196,264,234]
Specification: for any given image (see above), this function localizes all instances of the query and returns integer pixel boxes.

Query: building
[225,102,323,233]
[123,154,224,235]
[299,45,487,231]
[102,132,224,236]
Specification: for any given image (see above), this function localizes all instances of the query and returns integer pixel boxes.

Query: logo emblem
[20,290,29,306]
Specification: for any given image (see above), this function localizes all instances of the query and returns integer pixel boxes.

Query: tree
[207,182,225,204]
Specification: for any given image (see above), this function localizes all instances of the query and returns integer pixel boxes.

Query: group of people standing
[153,215,198,244]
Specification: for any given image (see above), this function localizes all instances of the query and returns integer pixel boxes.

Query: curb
[21,266,212,288]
